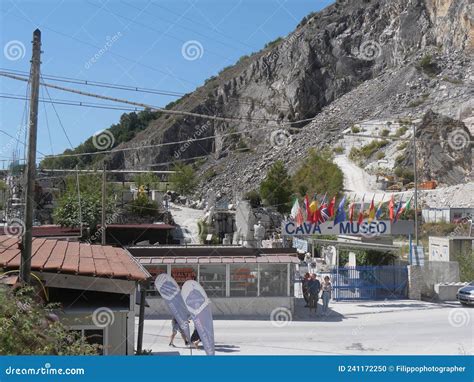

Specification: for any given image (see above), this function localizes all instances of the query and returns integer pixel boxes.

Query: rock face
[401,110,472,186]
[106,0,473,200]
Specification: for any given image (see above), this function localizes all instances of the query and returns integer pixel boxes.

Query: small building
[128,246,299,317]
[0,235,150,355]
[422,207,474,224]
[428,236,473,262]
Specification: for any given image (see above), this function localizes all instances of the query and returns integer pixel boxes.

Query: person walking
[321,276,332,314]
[307,274,321,314]
[169,318,189,347]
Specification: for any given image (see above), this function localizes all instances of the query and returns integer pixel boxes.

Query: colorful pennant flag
[393,197,404,223]
[367,195,376,224]
[328,196,336,218]
[389,194,395,222]
[349,201,355,223]
[290,198,300,220]
[334,196,346,225]
[375,195,385,220]
[357,194,365,225]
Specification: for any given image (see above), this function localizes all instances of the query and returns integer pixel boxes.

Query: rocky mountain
[104,0,473,201]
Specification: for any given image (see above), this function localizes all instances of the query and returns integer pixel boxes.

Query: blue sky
[0,0,333,167]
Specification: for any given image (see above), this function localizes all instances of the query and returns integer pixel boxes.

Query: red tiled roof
[0,235,150,281]
[137,255,299,265]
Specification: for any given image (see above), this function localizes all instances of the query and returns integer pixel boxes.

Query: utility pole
[20,29,41,284]
[413,124,419,247]
[101,161,107,245]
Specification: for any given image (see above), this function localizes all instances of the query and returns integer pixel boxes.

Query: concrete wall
[429,236,473,262]
[144,296,294,318]
[434,282,468,301]
[420,261,460,299]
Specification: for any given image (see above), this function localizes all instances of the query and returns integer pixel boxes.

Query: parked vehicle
[456,281,474,306]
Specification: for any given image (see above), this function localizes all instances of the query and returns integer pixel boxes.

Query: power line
[1,68,185,97]
[1,72,311,126]
[0,68,291,111]
[0,93,146,112]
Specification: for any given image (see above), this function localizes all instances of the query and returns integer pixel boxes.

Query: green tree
[169,163,197,196]
[0,287,98,355]
[291,149,344,198]
[53,174,116,232]
[260,161,292,213]
[134,172,159,190]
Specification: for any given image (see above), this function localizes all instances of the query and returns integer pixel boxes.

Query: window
[230,264,257,297]
[145,265,167,296]
[171,265,198,287]
[259,264,288,297]
[200,265,226,297]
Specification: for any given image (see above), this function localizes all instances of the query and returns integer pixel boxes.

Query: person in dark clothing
[307,274,321,313]
[191,328,201,349]
[302,273,311,307]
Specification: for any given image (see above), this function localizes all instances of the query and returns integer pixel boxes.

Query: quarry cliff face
[108,0,473,199]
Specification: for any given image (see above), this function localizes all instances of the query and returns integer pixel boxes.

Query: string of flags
[290,193,413,226]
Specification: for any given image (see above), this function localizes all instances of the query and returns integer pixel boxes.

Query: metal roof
[138,254,299,265]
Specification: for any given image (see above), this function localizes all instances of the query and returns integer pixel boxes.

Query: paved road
[334,155,376,194]
[138,300,473,355]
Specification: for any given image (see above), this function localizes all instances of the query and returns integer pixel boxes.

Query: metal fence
[330,266,408,301]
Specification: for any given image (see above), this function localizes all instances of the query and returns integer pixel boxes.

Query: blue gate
[330,266,408,300]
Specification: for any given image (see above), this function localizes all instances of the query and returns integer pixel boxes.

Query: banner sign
[282,220,415,236]
[154,274,191,342]
[292,237,309,252]
[182,280,215,356]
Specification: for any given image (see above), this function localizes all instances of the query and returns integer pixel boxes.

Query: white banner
[182,280,215,356]
[154,274,191,342]
[282,220,415,236]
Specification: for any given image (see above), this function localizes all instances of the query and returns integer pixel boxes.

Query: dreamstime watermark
[447,308,470,328]
[270,307,292,327]
[85,210,121,244]
[92,307,115,328]
[4,363,85,376]
[173,121,211,159]
[447,129,470,151]
[355,40,382,61]
[3,40,26,61]
[181,40,204,61]
[270,129,290,148]
[92,129,115,150]
[5,218,26,238]
[84,32,122,70]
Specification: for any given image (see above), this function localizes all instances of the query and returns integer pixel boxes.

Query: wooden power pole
[21,29,41,283]
[101,161,107,245]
